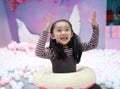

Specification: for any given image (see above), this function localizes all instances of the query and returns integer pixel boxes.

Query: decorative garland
[5,0,26,11]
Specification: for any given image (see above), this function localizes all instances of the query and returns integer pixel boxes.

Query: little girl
[35,11,101,89]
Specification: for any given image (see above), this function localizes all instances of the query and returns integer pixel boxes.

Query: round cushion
[33,66,96,89]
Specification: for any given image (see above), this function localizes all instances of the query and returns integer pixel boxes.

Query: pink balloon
[0,80,6,86]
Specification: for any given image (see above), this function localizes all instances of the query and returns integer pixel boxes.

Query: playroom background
[0,0,120,89]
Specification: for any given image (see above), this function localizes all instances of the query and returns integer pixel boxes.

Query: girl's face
[51,21,73,46]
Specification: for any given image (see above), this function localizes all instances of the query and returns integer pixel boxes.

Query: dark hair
[49,19,82,63]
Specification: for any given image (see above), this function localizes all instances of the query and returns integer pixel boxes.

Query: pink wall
[0,0,109,50]
[0,0,12,47]
[105,26,120,50]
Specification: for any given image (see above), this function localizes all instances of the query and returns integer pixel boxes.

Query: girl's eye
[66,29,70,31]
[57,29,61,32]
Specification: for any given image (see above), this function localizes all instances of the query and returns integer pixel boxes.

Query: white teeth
[61,37,67,40]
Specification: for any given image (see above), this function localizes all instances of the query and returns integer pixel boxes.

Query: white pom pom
[14,75,21,81]
[0,87,6,89]
[28,75,33,84]
[9,80,17,89]
[24,72,31,78]
[18,81,24,88]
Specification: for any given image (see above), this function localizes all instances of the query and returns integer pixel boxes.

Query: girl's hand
[89,11,98,26]
[45,13,53,32]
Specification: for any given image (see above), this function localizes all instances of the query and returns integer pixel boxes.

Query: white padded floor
[0,47,120,89]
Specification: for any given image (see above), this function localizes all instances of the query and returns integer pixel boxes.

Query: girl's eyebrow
[65,25,71,28]
[55,26,70,29]
[66,27,70,28]
[55,27,62,30]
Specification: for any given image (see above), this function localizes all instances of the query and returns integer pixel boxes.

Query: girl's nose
[61,31,66,34]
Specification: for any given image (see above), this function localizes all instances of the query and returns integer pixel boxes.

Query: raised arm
[82,11,99,51]
[35,14,54,59]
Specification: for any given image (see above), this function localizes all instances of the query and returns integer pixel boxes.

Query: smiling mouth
[60,37,68,41]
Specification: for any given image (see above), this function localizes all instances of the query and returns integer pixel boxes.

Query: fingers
[91,10,96,22]
[45,13,53,31]
[88,10,98,26]
[46,13,53,23]
[92,10,96,20]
